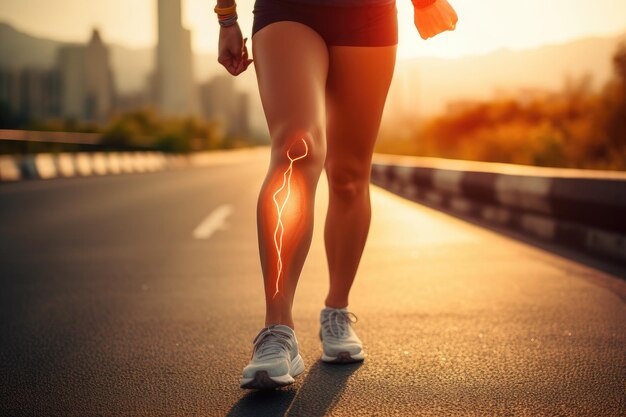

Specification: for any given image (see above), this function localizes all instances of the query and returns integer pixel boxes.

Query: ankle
[264,317,295,330]
[324,298,349,310]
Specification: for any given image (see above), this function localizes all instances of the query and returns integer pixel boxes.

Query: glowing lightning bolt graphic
[272,137,308,299]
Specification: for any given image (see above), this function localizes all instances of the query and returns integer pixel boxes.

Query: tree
[605,42,626,157]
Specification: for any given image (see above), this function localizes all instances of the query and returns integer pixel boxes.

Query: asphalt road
[1,150,625,416]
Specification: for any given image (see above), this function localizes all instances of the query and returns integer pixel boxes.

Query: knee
[270,125,326,177]
[326,164,371,201]
[271,125,326,170]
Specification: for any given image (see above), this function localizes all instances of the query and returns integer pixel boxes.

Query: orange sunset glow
[1,0,625,169]
[1,0,626,412]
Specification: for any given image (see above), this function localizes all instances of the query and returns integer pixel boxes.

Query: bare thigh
[251,21,329,161]
[251,21,331,305]
[325,45,397,181]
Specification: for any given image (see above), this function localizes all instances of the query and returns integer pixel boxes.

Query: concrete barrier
[19,155,40,179]
[56,153,76,177]
[118,152,135,174]
[34,154,58,179]
[74,153,93,176]
[0,155,21,181]
[91,152,109,176]
[106,153,122,175]
[371,154,626,265]
[132,152,147,173]
[0,147,267,184]
[165,154,189,169]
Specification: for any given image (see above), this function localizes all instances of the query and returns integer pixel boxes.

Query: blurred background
[0,0,625,168]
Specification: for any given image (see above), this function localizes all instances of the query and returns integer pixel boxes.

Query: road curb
[371,154,626,265]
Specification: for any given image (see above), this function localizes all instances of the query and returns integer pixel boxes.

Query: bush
[376,43,626,170]
[99,109,223,152]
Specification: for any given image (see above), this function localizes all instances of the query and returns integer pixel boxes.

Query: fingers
[217,54,229,68]
[242,37,250,61]
[232,58,253,75]
[240,38,254,73]
[450,7,459,28]
[217,54,241,75]
[227,38,254,76]
[438,1,458,30]
[415,1,458,40]
[219,36,254,76]
[242,37,254,66]
[416,13,435,40]
[439,2,457,30]
[232,38,252,75]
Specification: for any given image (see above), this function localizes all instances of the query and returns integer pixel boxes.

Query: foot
[240,324,305,389]
[319,306,365,363]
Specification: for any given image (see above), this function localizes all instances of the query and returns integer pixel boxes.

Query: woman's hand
[413,0,458,40]
[217,23,253,76]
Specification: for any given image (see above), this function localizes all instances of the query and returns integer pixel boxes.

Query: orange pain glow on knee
[272,138,308,299]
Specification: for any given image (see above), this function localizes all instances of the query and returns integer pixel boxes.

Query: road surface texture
[1,150,625,416]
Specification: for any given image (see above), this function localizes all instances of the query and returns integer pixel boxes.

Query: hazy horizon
[3,17,624,64]
[1,0,626,60]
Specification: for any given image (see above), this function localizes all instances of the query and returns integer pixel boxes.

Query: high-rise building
[199,74,250,138]
[0,66,61,122]
[57,29,115,122]
[85,29,115,121]
[199,74,236,123]
[19,68,61,120]
[0,68,21,115]
[231,91,250,137]
[154,0,198,116]
[57,45,86,119]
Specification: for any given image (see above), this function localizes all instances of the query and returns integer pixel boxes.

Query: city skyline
[1,0,626,59]
[0,3,252,138]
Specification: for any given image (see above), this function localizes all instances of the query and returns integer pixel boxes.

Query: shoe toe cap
[242,358,289,379]
[324,342,363,356]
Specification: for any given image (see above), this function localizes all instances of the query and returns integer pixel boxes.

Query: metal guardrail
[0,129,154,155]
[0,129,102,145]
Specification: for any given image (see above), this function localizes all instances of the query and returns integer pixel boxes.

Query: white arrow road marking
[193,204,233,240]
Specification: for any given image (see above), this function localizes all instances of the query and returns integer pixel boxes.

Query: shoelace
[251,326,293,360]
[321,310,358,339]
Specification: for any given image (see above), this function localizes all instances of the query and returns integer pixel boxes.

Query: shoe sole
[321,350,365,363]
[240,353,305,389]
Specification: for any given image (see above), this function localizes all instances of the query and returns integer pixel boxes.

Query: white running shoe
[240,324,305,389]
[319,306,365,363]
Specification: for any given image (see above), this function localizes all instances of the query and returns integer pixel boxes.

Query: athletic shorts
[251,0,398,47]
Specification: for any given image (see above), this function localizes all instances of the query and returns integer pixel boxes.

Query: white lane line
[193,204,233,240]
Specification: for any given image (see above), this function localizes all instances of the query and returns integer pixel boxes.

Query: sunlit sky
[1,0,626,59]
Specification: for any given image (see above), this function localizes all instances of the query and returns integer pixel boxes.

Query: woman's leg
[323,45,397,309]
[251,22,329,329]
